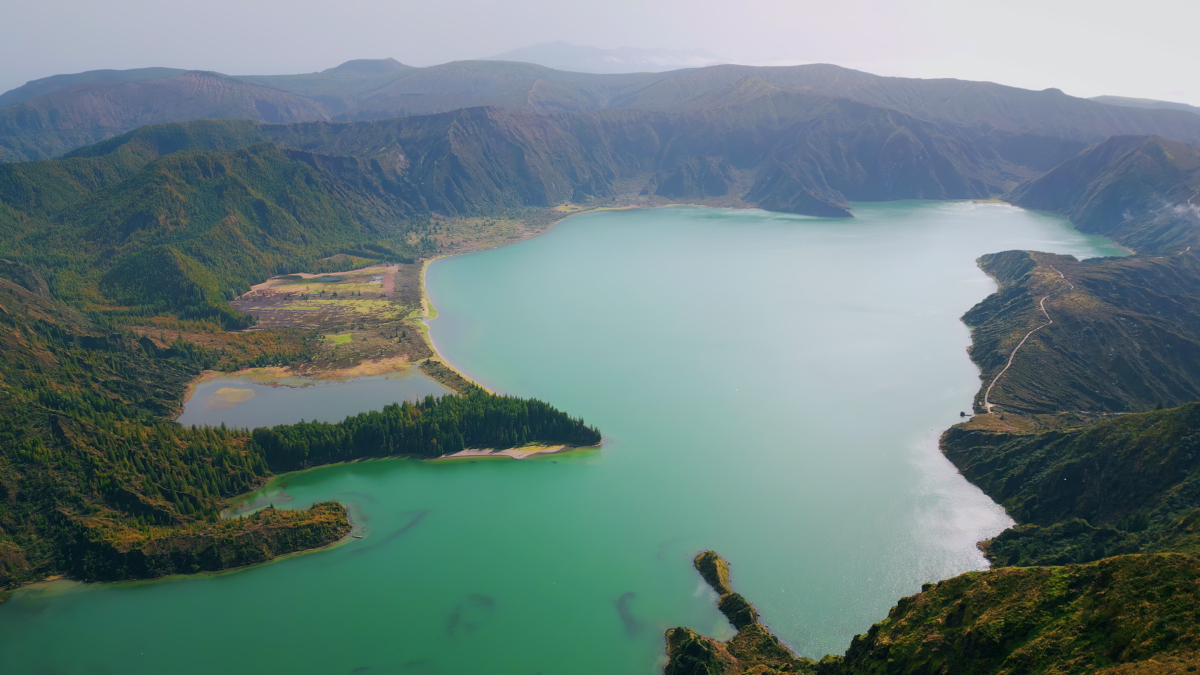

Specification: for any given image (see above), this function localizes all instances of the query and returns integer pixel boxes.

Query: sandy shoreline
[430,445,579,461]
[178,200,661,426]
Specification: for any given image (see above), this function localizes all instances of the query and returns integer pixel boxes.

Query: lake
[177,369,451,430]
[0,202,1127,675]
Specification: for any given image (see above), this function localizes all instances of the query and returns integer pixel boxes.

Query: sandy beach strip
[430,445,573,461]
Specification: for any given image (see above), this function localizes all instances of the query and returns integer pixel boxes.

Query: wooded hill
[0,120,430,326]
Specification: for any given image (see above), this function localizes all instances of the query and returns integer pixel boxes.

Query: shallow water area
[177,368,451,429]
[0,201,1127,675]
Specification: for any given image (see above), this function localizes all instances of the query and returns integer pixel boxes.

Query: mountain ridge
[7,60,1200,163]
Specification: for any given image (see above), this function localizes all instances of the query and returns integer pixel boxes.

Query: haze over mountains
[4,56,1200,254]
[485,42,728,73]
[7,57,1200,165]
[1092,95,1200,117]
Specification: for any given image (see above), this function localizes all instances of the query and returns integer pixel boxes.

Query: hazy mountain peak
[485,41,726,74]
[0,67,187,108]
[1092,95,1200,117]
[670,75,793,110]
[324,58,412,75]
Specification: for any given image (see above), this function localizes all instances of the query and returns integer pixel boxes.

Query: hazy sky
[4,0,1197,104]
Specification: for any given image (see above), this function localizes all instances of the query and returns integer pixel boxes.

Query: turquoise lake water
[0,202,1127,674]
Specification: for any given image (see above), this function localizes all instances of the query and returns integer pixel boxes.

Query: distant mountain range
[485,41,727,73]
[1092,95,1200,117]
[7,58,1200,165]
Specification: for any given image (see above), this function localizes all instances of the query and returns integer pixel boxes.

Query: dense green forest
[253,390,600,470]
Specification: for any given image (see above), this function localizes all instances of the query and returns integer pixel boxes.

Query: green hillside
[0,129,428,324]
[825,553,1200,674]
[1008,135,1200,253]
[961,250,1200,416]
[0,101,1092,325]
[946,403,1200,566]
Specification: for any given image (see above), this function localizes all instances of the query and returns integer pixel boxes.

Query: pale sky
[3,0,1197,105]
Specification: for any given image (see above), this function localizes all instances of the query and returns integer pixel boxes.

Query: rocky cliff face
[643,156,741,199]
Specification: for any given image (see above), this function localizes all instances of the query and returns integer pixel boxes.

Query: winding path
[982,267,1073,414]
[982,296,1053,413]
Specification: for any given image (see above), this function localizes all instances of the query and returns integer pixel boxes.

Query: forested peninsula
[0,267,599,586]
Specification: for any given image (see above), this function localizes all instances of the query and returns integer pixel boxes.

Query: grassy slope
[0,125,426,324]
[962,250,1200,416]
[826,553,1200,675]
[1007,135,1200,254]
[945,404,1200,566]
[935,248,1200,564]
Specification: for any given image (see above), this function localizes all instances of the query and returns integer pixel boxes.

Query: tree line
[250,389,602,471]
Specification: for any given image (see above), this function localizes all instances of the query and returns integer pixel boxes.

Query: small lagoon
[177,369,450,429]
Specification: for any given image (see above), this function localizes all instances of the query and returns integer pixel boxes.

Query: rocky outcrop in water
[664,551,818,675]
[666,552,1200,674]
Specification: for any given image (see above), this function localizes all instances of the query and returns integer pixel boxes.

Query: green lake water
[0,202,1127,674]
